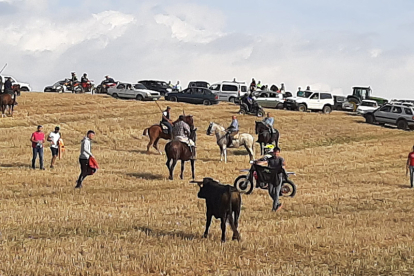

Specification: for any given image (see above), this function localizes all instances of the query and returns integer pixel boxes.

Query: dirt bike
[95,82,117,94]
[64,80,84,93]
[234,161,297,197]
[81,80,95,92]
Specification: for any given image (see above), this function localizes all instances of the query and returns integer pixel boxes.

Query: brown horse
[143,115,194,154]
[165,128,197,180]
[0,86,19,117]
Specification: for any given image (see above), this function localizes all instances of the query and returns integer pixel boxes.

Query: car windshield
[361,102,377,107]
[134,84,147,90]
[297,91,313,98]
[157,82,169,88]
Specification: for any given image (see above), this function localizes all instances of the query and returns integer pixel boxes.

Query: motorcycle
[234,161,297,197]
[63,79,84,93]
[238,100,265,117]
[81,80,95,93]
[95,81,117,94]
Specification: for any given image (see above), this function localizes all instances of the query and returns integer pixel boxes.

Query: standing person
[174,81,181,91]
[75,130,95,188]
[47,126,61,168]
[257,147,286,211]
[406,146,414,188]
[280,83,285,94]
[305,86,311,91]
[161,106,173,136]
[226,115,239,147]
[70,72,78,93]
[30,125,45,170]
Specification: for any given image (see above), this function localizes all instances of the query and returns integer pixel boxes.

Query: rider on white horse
[226,115,239,147]
[172,115,195,157]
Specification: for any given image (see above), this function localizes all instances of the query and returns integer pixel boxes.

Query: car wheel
[239,108,246,115]
[298,104,307,112]
[44,88,51,92]
[112,93,119,98]
[136,95,144,101]
[229,97,236,103]
[170,96,177,102]
[397,119,408,130]
[20,87,29,92]
[257,109,264,117]
[323,105,332,114]
[276,103,284,109]
[365,114,375,124]
[203,100,211,105]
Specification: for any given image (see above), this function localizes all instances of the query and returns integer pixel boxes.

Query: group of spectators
[30,125,96,189]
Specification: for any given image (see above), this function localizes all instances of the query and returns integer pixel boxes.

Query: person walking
[75,130,95,188]
[257,147,286,211]
[406,146,414,188]
[30,125,45,170]
[47,126,61,168]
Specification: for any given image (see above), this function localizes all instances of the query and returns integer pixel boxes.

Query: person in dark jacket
[4,77,13,94]
[75,130,95,188]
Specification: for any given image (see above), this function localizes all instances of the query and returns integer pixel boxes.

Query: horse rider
[256,145,286,212]
[262,112,275,136]
[172,115,195,158]
[226,115,239,147]
[161,106,173,136]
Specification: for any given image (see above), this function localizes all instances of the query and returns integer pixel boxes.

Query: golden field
[0,92,413,275]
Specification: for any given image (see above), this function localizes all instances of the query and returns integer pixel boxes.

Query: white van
[209,81,248,103]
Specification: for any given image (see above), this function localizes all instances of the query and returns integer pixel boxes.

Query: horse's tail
[142,127,149,136]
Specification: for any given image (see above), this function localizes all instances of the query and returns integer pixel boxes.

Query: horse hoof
[168,177,173,180]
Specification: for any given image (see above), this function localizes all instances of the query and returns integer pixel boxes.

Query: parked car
[166,87,219,105]
[107,82,161,101]
[209,81,248,103]
[138,80,172,96]
[188,81,210,88]
[255,91,284,109]
[0,75,31,91]
[284,91,334,114]
[364,103,414,130]
[44,80,66,92]
[356,100,379,115]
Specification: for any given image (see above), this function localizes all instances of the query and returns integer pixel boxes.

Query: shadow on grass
[126,172,164,180]
[233,150,249,156]
[136,226,196,240]
[0,162,29,168]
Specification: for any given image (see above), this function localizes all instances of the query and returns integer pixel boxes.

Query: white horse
[206,122,254,163]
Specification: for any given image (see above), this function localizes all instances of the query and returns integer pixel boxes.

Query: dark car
[44,80,66,92]
[166,87,219,105]
[138,80,172,96]
[188,81,210,88]
[333,95,347,110]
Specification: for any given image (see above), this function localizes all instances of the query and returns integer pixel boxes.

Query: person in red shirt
[406,146,414,188]
[30,125,45,170]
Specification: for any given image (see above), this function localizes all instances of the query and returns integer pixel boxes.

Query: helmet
[264,144,275,154]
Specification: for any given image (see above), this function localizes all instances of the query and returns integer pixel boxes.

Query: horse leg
[180,160,185,180]
[146,135,153,153]
[260,142,263,155]
[165,158,171,172]
[154,137,162,155]
[169,159,177,180]
[190,159,195,180]
[224,146,227,163]
[219,146,223,162]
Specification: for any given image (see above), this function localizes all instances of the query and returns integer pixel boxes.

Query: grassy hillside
[0,93,413,275]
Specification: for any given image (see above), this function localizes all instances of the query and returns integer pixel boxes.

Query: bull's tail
[227,186,233,223]
[142,128,149,136]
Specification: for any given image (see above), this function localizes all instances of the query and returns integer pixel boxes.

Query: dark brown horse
[165,128,197,180]
[255,121,280,155]
[0,85,19,118]
[143,115,194,154]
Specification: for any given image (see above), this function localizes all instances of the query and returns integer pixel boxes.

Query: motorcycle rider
[226,115,239,147]
[70,72,78,93]
[81,73,90,91]
[172,115,195,159]
[100,75,115,93]
[257,145,286,212]
[262,112,275,136]
[161,106,173,136]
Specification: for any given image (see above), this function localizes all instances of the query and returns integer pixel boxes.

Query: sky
[0,0,414,98]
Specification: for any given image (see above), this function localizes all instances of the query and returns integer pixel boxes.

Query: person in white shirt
[47,126,61,168]
[75,130,95,188]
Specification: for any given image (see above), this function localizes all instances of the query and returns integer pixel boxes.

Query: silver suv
[364,104,414,130]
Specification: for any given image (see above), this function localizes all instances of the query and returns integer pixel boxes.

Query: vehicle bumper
[144,95,161,101]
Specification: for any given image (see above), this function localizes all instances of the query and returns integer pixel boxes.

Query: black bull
[192,177,241,242]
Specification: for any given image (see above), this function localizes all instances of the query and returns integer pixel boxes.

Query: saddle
[160,121,170,134]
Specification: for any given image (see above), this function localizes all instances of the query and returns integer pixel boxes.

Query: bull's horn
[190,180,203,184]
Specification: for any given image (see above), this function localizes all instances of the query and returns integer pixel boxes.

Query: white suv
[0,75,32,91]
[209,81,248,103]
[284,91,334,114]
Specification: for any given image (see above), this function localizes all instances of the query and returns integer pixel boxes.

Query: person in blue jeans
[30,125,45,170]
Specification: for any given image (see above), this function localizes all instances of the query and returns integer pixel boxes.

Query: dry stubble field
[0,92,414,275]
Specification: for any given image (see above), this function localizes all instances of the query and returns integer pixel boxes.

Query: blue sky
[0,0,413,98]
